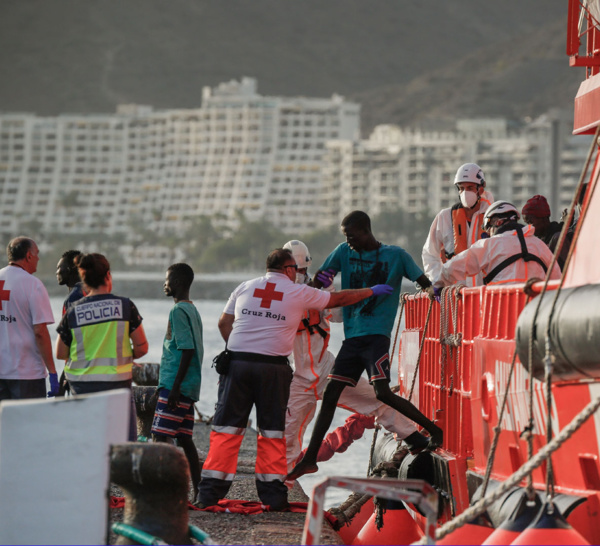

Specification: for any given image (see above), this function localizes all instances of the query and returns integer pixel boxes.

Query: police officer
[55,253,148,440]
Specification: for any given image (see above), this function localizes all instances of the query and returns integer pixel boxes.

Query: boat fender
[334,497,375,545]
[482,490,542,545]
[350,509,424,545]
[472,482,586,529]
[435,520,494,545]
[516,284,600,381]
[511,500,590,545]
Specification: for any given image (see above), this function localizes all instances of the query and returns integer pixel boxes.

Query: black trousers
[199,357,292,509]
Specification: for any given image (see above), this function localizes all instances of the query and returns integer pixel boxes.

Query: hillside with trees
[0,1,579,134]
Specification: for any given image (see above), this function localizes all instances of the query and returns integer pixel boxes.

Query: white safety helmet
[454,163,486,188]
[283,240,312,269]
[483,200,520,231]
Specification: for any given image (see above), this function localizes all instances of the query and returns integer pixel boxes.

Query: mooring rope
[414,393,600,543]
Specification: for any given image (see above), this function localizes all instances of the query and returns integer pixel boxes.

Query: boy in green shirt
[152,263,204,499]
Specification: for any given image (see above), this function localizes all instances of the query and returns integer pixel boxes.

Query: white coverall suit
[422,192,493,287]
[285,291,417,470]
[433,224,562,287]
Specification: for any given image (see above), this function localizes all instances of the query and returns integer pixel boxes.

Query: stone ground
[109,420,342,545]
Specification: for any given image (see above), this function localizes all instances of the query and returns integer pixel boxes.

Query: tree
[371,207,434,260]
[195,213,286,272]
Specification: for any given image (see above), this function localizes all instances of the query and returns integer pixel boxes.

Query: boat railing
[399,284,535,461]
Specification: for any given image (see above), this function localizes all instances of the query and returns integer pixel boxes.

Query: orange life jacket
[441,204,486,262]
[296,309,323,334]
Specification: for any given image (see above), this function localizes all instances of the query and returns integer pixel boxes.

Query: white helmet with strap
[283,240,312,269]
[454,163,486,187]
[483,200,520,231]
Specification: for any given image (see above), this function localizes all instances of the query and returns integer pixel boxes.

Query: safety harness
[483,225,548,285]
[297,309,328,339]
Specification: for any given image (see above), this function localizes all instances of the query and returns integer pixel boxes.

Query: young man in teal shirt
[152,263,204,499]
[287,210,442,481]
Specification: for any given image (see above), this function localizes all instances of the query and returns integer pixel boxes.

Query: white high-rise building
[0,78,360,238]
[321,111,591,228]
[0,83,589,247]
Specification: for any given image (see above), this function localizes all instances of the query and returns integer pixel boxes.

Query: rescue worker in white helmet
[283,240,429,477]
[433,201,561,288]
[422,163,493,286]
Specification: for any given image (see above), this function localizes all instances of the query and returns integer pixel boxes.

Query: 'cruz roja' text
[242,308,286,321]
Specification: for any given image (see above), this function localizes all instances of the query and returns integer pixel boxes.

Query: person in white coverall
[282,240,428,473]
[433,201,562,288]
[422,163,493,287]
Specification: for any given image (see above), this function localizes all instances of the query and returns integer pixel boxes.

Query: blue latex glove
[316,268,336,288]
[47,372,60,397]
[433,286,443,302]
[371,284,393,296]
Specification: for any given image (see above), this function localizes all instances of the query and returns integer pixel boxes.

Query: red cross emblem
[0,280,10,311]
[253,282,284,309]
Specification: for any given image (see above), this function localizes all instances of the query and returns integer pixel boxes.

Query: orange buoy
[351,507,424,545]
[435,521,494,545]
[337,498,374,545]
[510,501,590,545]
[482,491,541,545]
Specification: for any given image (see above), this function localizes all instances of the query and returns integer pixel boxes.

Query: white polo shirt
[0,265,55,379]
[224,271,331,356]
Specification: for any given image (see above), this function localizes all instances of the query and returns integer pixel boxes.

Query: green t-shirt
[320,243,424,339]
[158,302,203,401]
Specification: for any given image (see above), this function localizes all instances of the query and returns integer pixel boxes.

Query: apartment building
[0,82,589,246]
[320,110,591,227]
[0,78,360,238]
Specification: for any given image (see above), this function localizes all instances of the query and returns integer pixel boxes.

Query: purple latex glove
[47,372,60,397]
[370,284,393,296]
[316,268,337,288]
[433,286,442,302]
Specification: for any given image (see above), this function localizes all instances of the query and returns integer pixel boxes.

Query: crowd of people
[0,161,570,510]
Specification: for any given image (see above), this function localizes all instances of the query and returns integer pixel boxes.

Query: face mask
[460,189,479,209]
[295,272,308,284]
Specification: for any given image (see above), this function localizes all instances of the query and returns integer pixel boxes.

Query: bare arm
[218,312,235,342]
[55,335,69,361]
[33,323,56,374]
[415,273,435,298]
[328,288,374,308]
[130,325,149,359]
[167,348,194,408]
